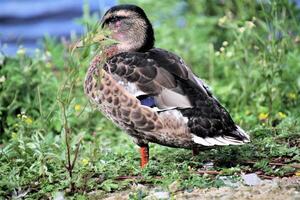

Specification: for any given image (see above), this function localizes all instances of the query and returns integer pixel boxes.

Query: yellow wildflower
[287,92,297,100]
[277,112,287,119]
[12,132,18,140]
[296,171,300,176]
[75,104,81,112]
[81,158,89,166]
[25,117,33,125]
[220,47,225,52]
[258,112,268,121]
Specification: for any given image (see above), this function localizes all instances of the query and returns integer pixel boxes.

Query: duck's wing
[104,48,250,146]
[104,49,193,109]
[148,49,250,145]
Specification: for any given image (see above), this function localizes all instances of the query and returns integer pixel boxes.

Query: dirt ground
[89,176,300,200]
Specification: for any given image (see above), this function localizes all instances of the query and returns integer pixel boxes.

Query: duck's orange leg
[140,144,149,168]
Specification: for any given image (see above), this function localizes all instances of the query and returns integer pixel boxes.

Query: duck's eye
[102,16,127,28]
[110,17,119,23]
[105,16,126,25]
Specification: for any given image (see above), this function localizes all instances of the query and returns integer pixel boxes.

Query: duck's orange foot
[140,145,149,168]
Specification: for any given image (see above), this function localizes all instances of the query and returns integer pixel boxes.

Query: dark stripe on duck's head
[103,4,149,19]
[137,95,156,107]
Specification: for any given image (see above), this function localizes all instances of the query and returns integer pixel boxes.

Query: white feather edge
[192,126,250,146]
[236,126,250,142]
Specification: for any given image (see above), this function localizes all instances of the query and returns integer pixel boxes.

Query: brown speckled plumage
[85,55,192,148]
[83,4,250,167]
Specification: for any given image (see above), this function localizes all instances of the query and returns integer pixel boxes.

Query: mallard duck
[83,4,250,168]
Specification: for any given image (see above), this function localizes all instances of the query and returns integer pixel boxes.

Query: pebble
[145,191,170,200]
[53,191,65,200]
[242,173,262,186]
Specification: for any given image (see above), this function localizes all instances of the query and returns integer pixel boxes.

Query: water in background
[0,0,116,56]
[2,0,300,56]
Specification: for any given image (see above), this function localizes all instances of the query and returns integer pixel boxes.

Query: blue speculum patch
[139,96,156,107]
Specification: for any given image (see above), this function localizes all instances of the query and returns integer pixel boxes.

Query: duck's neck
[104,45,119,58]
[104,32,154,56]
[104,42,143,57]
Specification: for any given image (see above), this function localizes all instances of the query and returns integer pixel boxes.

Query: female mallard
[83,4,250,168]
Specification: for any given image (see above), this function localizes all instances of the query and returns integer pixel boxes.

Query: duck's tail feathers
[234,125,250,142]
[192,126,250,146]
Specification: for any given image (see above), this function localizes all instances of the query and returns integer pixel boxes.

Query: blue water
[1,0,300,56]
[0,0,116,55]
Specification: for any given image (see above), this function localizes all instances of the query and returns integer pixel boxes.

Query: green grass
[0,0,300,199]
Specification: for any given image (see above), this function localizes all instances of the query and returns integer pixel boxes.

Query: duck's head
[101,4,155,53]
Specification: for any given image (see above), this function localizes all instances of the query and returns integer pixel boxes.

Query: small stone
[202,162,214,170]
[134,183,147,190]
[132,184,149,196]
[53,191,65,200]
[242,173,262,186]
[145,190,170,200]
[154,191,169,199]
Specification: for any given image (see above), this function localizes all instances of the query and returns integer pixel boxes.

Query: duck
[82,4,250,168]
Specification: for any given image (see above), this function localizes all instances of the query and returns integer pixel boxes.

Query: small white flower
[246,21,255,29]
[45,51,52,58]
[222,41,229,46]
[218,16,227,26]
[0,76,5,83]
[238,27,246,33]
[226,51,233,58]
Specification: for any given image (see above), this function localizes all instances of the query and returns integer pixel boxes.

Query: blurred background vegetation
[0,0,299,199]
